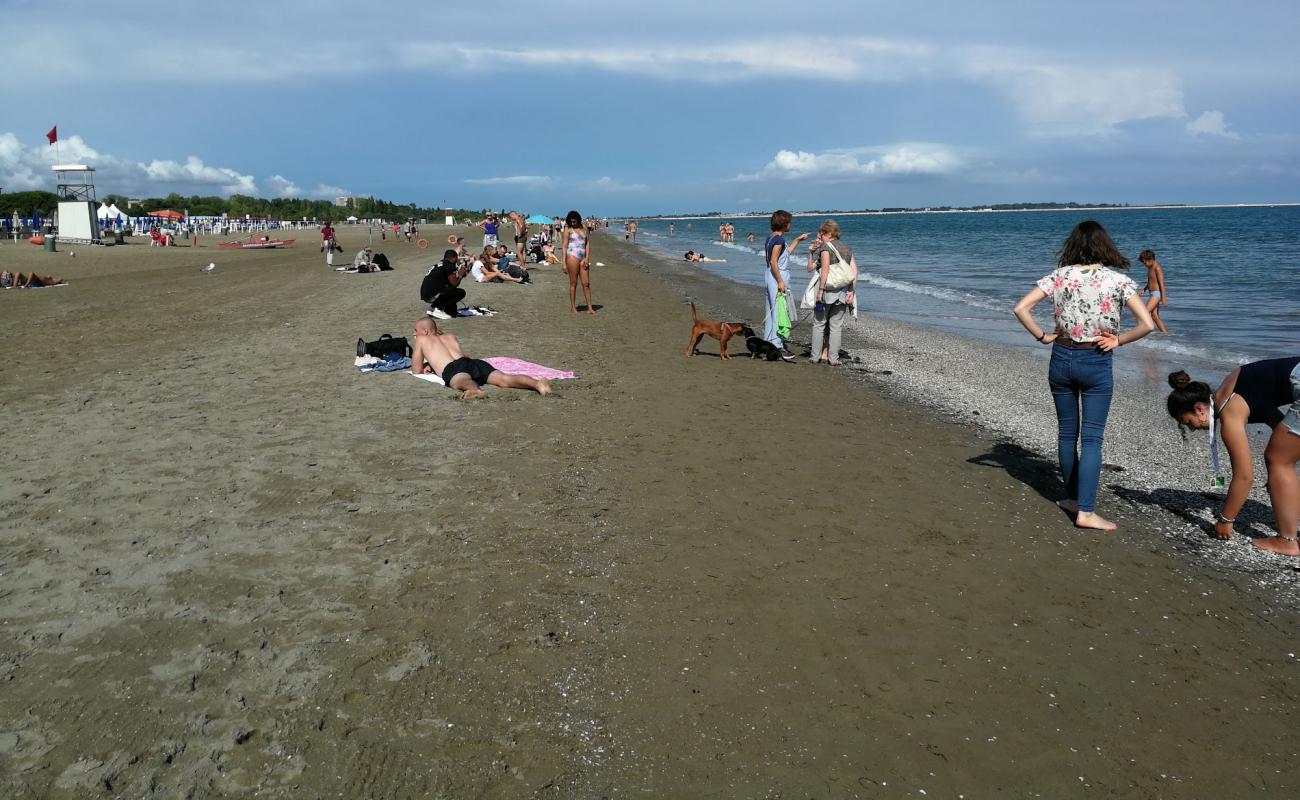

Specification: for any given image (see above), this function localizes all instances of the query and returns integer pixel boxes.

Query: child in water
[564,210,595,315]
[1139,249,1168,333]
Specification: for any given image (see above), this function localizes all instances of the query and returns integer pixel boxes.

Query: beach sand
[1,230,1297,798]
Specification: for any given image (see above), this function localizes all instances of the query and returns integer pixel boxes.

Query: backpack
[356,333,412,359]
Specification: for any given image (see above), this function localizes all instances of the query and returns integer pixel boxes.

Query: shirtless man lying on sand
[409,317,551,400]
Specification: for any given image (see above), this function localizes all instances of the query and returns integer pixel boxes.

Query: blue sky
[2,0,1297,215]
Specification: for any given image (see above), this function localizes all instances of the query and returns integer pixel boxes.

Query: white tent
[96,202,111,221]
[106,203,125,221]
[346,215,358,222]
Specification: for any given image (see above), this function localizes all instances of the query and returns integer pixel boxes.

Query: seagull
[201,262,215,273]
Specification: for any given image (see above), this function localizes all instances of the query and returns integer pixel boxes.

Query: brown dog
[685,302,755,360]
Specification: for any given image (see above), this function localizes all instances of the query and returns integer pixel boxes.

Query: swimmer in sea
[684,251,726,263]
[564,210,595,315]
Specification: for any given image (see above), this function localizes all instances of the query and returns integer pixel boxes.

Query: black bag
[356,333,412,359]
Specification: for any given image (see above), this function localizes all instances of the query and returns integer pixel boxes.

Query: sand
[1,229,1298,798]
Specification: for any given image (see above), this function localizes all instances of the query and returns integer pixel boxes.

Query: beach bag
[357,333,412,359]
[800,273,820,310]
[823,241,854,291]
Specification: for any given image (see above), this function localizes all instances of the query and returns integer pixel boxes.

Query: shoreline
[615,201,1300,221]
[617,236,1300,611]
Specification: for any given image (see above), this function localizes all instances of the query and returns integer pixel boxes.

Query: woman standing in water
[1165,357,1300,555]
[1013,220,1156,531]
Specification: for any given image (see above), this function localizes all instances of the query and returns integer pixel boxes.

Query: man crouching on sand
[410,317,551,400]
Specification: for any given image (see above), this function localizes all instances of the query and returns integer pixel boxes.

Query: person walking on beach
[478,213,500,248]
[1013,220,1156,531]
[562,211,595,315]
[1164,357,1300,555]
[321,219,337,266]
[1138,249,1168,333]
[763,210,805,362]
[809,220,856,366]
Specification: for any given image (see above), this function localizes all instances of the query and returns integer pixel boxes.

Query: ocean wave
[856,270,1007,313]
[1129,336,1255,366]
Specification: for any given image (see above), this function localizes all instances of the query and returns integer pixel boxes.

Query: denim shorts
[1284,362,1300,436]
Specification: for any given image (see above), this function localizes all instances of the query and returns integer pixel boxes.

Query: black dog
[746,336,782,361]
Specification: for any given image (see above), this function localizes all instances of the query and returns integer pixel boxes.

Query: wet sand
[1,230,1297,798]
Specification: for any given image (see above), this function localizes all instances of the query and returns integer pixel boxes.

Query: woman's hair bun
[1167,370,1192,390]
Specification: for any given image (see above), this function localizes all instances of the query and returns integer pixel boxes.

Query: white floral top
[1035,265,1138,342]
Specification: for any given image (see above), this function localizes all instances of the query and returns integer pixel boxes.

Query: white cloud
[960,50,1186,133]
[0,131,344,199]
[464,175,554,187]
[587,176,647,192]
[139,156,257,195]
[1187,110,1239,138]
[736,144,962,182]
[405,37,933,83]
[308,184,349,199]
[266,175,302,198]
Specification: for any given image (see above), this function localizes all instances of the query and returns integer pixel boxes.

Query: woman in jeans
[809,220,857,365]
[1013,220,1155,530]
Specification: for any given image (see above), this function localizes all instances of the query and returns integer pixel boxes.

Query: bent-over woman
[1013,220,1155,531]
[1165,357,1300,555]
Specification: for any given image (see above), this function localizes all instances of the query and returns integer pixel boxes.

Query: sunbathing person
[2,270,66,288]
[409,316,551,400]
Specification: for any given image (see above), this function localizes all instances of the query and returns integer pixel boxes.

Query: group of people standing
[761,210,859,365]
[753,212,1299,554]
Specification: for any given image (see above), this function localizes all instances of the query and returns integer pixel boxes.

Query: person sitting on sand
[421,250,470,319]
[1013,220,1156,532]
[684,251,726,263]
[409,316,551,400]
[352,247,374,271]
[471,249,525,284]
[1165,357,1300,555]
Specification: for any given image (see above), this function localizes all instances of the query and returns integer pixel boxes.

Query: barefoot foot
[1074,511,1117,531]
[1252,536,1300,557]
[536,379,552,397]
[458,387,487,401]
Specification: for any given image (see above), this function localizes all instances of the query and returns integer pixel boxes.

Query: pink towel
[484,357,576,380]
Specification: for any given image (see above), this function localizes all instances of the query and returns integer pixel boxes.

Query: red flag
[46,126,57,145]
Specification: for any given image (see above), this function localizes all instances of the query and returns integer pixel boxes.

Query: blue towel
[360,357,412,373]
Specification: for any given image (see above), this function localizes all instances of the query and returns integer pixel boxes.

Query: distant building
[334,196,352,208]
[127,198,145,208]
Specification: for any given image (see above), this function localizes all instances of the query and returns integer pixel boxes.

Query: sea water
[633,206,1299,375]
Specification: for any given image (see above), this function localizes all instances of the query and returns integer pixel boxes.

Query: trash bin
[43,235,56,252]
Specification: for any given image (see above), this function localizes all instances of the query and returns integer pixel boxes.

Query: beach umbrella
[525,214,553,224]
[32,208,41,231]
[148,209,184,220]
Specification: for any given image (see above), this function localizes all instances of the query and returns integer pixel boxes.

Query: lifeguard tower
[53,164,102,244]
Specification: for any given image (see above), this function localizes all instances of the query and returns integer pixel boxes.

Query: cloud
[587,176,647,192]
[736,144,962,182]
[1187,110,1239,138]
[0,131,343,199]
[960,50,1186,133]
[139,156,257,195]
[265,175,302,198]
[308,184,349,199]
[463,175,554,187]
[405,37,933,83]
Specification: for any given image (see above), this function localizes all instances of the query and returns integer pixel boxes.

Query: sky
[2,0,1298,215]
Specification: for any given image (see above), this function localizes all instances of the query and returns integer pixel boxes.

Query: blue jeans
[1048,344,1114,513]
[763,269,789,348]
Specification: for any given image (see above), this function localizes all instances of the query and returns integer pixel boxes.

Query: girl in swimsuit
[563,210,595,315]
[1166,357,1300,555]
[1139,249,1168,333]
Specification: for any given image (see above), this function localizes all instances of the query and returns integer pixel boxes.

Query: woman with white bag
[805,220,857,365]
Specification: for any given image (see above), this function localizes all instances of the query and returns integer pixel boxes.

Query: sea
[632,206,1299,378]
